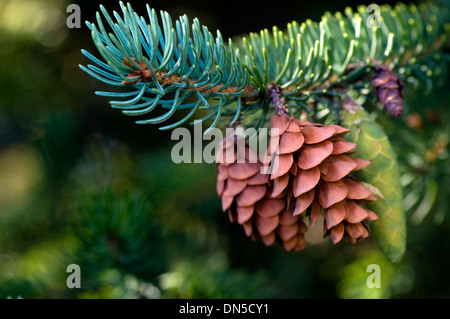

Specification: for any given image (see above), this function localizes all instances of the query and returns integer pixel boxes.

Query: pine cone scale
[279,132,305,154]
[331,137,357,155]
[255,198,285,218]
[293,189,315,216]
[236,185,266,206]
[223,178,248,197]
[324,201,346,229]
[343,178,373,199]
[302,125,336,144]
[318,180,349,209]
[330,223,345,244]
[345,201,370,223]
[296,140,334,170]
[236,206,254,224]
[319,156,358,182]
[255,214,279,234]
[228,162,260,179]
[292,166,321,197]
[270,153,294,179]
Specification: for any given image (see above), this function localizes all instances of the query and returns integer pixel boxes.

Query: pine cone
[216,115,380,251]
[372,64,404,117]
[265,114,379,244]
[216,134,307,252]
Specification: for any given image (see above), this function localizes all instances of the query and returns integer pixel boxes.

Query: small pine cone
[216,134,307,252]
[265,114,379,245]
[372,64,404,117]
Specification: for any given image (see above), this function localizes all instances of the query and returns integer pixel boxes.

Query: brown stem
[122,57,257,98]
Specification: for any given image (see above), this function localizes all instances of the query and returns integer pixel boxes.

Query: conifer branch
[80,1,450,131]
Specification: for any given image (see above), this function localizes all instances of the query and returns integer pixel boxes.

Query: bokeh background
[0,0,449,298]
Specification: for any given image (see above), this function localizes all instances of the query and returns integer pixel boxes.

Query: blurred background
[0,0,449,298]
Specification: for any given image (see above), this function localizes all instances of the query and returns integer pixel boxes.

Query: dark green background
[0,0,449,298]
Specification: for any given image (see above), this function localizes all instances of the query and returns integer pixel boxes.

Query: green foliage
[159,254,277,298]
[337,249,414,298]
[80,2,259,133]
[342,104,406,263]
[71,187,168,282]
[81,2,450,131]
[2,0,450,300]
[0,234,78,298]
